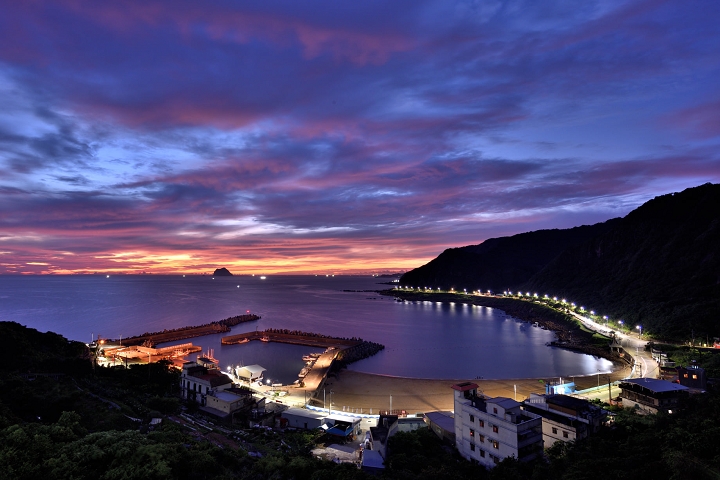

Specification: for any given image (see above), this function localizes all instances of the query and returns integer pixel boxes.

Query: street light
[636,325,642,337]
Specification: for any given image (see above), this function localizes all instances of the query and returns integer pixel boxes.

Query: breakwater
[221,328,362,348]
[222,328,385,370]
[116,313,260,347]
[333,341,385,368]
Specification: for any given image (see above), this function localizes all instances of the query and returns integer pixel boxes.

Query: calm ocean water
[0,275,612,384]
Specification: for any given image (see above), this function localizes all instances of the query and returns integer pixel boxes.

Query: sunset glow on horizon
[1,1,719,275]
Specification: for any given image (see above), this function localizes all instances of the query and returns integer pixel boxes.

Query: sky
[0,0,719,275]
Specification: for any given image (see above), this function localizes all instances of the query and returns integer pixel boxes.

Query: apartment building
[523,394,607,448]
[453,382,543,468]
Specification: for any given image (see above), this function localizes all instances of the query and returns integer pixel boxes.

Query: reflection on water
[0,275,613,383]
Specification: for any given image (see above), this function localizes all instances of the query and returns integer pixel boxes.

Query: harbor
[111,313,261,347]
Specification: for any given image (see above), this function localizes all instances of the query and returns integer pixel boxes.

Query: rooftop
[621,378,689,393]
[452,382,479,392]
[424,411,455,432]
[213,391,244,403]
[489,397,521,409]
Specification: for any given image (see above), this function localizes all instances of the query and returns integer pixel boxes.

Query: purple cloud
[0,0,719,274]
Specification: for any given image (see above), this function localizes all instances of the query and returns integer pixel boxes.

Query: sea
[0,274,612,385]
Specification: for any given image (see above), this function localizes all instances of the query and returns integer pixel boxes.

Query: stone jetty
[116,313,260,347]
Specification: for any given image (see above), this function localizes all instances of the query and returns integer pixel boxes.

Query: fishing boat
[197,348,219,369]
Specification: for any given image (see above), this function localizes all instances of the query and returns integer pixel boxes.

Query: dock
[114,313,261,347]
[221,329,385,403]
[221,330,360,348]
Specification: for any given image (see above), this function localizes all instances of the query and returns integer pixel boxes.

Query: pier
[221,329,385,403]
[114,313,261,347]
[221,330,360,348]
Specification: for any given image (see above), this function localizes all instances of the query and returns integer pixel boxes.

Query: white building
[235,364,266,384]
[453,382,543,468]
[523,394,607,448]
[180,361,233,406]
[281,407,327,430]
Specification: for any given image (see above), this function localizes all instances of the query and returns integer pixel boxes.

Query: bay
[0,274,612,384]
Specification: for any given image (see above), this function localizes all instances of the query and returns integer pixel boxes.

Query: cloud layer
[1,0,719,274]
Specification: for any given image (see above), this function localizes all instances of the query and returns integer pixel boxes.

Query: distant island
[212,267,233,276]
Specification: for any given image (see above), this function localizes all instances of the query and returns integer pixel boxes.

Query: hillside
[400,183,720,340]
[399,221,619,292]
[525,183,720,340]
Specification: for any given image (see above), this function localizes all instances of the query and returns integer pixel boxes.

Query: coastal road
[568,311,658,380]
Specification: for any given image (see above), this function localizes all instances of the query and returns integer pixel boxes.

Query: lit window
[493,441,499,449]
[693,375,698,380]
[470,429,475,437]
[684,374,688,378]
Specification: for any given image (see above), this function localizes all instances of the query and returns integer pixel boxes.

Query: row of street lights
[396,285,644,337]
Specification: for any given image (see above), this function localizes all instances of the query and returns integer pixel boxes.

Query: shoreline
[307,363,632,414]
[299,290,633,413]
[380,290,628,365]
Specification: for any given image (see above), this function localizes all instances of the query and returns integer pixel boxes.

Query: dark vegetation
[399,220,618,294]
[3,321,720,478]
[400,183,720,342]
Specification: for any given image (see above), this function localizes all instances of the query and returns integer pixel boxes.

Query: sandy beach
[305,361,632,414]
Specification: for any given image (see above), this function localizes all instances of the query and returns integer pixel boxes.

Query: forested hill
[525,183,720,340]
[399,221,620,292]
[400,183,720,340]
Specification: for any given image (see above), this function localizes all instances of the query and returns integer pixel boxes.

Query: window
[552,427,558,434]
[470,429,475,437]
[478,419,484,427]
[480,450,486,458]
[563,431,569,438]
[491,455,499,464]
[469,414,474,423]
[693,374,698,380]
[492,441,499,449]
[470,443,475,451]
[492,425,499,433]
[684,373,689,378]
[478,434,485,443]
[493,407,498,414]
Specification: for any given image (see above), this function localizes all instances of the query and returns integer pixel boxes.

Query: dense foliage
[526,183,720,341]
[399,221,618,293]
